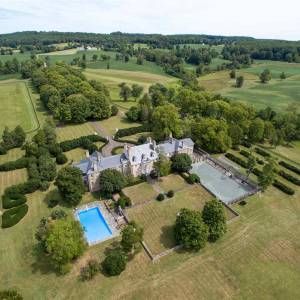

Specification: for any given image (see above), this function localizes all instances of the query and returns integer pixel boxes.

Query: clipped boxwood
[255,147,271,158]
[225,153,248,168]
[156,193,165,201]
[167,190,174,198]
[59,135,107,152]
[240,150,250,158]
[272,180,295,195]
[278,170,300,186]
[0,157,29,171]
[114,124,151,138]
[242,141,252,148]
[2,193,26,209]
[279,161,300,176]
[1,204,29,228]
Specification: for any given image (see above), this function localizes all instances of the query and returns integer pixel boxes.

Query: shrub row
[240,150,250,158]
[242,140,252,148]
[0,157,29,171]
[111,146,124,155]
[1,204,29,228]
[255,147,271,158]
[114,124,151,139]
[3,179,41,199]
[252,168,263,177]
[279,161,300,176]
[114,138,139,145]
[59,135,107,152]
[278,170,300,186]
[2,193,26,209]
[272,180,295,195]
[225,153,248,168]
[180,172,200,184]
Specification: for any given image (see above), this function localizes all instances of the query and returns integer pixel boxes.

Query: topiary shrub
[167,190,174,198]
[1,204,28,228]
[56,153,68,165]
[187,173,200,184]
[156,193,165,201]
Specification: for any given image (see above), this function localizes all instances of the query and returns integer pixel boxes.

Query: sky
[0,0,299,40]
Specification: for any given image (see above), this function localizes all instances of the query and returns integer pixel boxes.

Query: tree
[171,153,192,173]
[153,154,171,177]
[136,56,144,65]
[258,159,276,191]
[125,106,140,122]
[280,72,286,80]
[202,199,227,242]
[229,69,236,79]
[89,94,111,120]
[236,75,244,88]
[248,118,265,143]
[119,84,131,101]
[55,166,85,206]
[152,104,182,140]
[92,54,98,62]
[260,69,271,83]
[38,154,57,182]
[45,218,87,273]
[0,289,23,300]
[131,84,143,101]
[246,154,256,177]
[99,169,127,195]
[174,208,208,251]
[65,94,90,123]
[102,248,127,276]
[121,222,144,254]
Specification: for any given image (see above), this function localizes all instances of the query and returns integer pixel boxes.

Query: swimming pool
[77,206,113,245]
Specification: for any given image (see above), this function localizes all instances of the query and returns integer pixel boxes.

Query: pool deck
[74,201,120,246]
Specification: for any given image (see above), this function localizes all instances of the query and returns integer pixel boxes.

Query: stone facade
[74,137,194,192]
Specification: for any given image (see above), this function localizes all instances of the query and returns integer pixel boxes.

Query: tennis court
[191,161,255,204]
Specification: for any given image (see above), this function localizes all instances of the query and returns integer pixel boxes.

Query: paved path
[89,120,133,157]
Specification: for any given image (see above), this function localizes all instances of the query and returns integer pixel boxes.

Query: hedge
[278,170,300,186]
[2,193,26,209]
[112,146,124,155]
[272,180,295,195]
[255,147,271,158]
[279,161,300,176]
[240,150,250,158]
[225,153,248,168]
[59,135,107,152]
[242,141,252,148]
[3,179,41,199]
[252,168,263,177]
[0,157,29,171]
[114,124,151,139]
[1,204,29,228]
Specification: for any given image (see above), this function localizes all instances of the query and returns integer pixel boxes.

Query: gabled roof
[158,138,194,155]
[126,142,158,165]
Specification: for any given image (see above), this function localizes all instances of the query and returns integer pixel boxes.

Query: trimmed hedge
[279,161,300,176]
[2,193,26,209]
[156,193,165,201]
[1,204,29,228]
[278,170,300,186]
[242,141,252,148]
[252,168,263,177]
[0,157,29,171]
[225,153,248,168]
[240,150,250,158]
[59,135,107,152]
[255,147,271,158]
[272,180,295,195]
[112,146,124,155]
[114,124,151,138]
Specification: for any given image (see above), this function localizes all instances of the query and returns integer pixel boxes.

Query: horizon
[0,0,299,41]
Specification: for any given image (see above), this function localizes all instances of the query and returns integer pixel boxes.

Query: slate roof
[158,138,194,155]
[126,143,158,165]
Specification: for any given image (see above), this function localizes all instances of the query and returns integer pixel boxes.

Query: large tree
[99,169,127,195]
[258,159,276,191]
[260,69,271,83]
[174,208,208,251]
[152,103,182,140]
[202,199,227,242]
[45,218,87,273]
[171,153,192,173]
[121,221,144,254]
[55,166,85,206]
[119,83,131,101]
[153,154,171,177]
[248,118,265,143]
[102,248,127,276]
[131,84,144,101]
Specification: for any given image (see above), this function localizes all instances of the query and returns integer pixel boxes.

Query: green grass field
[56,123,96,142]
[0,80,40,133]
[199,60,300,111]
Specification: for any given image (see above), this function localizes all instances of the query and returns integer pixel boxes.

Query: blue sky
[0,0,299,40]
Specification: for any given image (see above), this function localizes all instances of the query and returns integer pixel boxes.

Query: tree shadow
[159,225,176,249]
[31,244,57,275]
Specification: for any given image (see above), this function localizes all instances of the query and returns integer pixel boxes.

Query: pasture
[199,60,300,111]
[0,80,39,133]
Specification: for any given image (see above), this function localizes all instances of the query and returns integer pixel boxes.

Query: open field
[199,60,300,111]
[0,52,31,62]
[0,148,25,164]
[84,68,175,107]
[0,170,300,299]
[0,80,40,133]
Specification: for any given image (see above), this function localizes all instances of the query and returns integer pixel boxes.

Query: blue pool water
[77,207,112,244]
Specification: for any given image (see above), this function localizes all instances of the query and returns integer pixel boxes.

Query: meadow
[0,80,40,133]
[199,60,300,111]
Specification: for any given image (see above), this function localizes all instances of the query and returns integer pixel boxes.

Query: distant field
[0,52,31,62]
[199,60,300,111]
[84,68,175,105]
[0,80,39,133]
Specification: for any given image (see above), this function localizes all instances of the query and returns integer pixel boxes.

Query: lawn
[0,80,39,133]
[0,175,300,299]
[0,169,27,196]
[199,60,300,112]
[56,123,96,142]
[118,132,151,143]
[126,184,215,255]
[0,148,25,164]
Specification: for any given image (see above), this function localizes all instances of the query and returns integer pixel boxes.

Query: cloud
[0,0,299,40]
